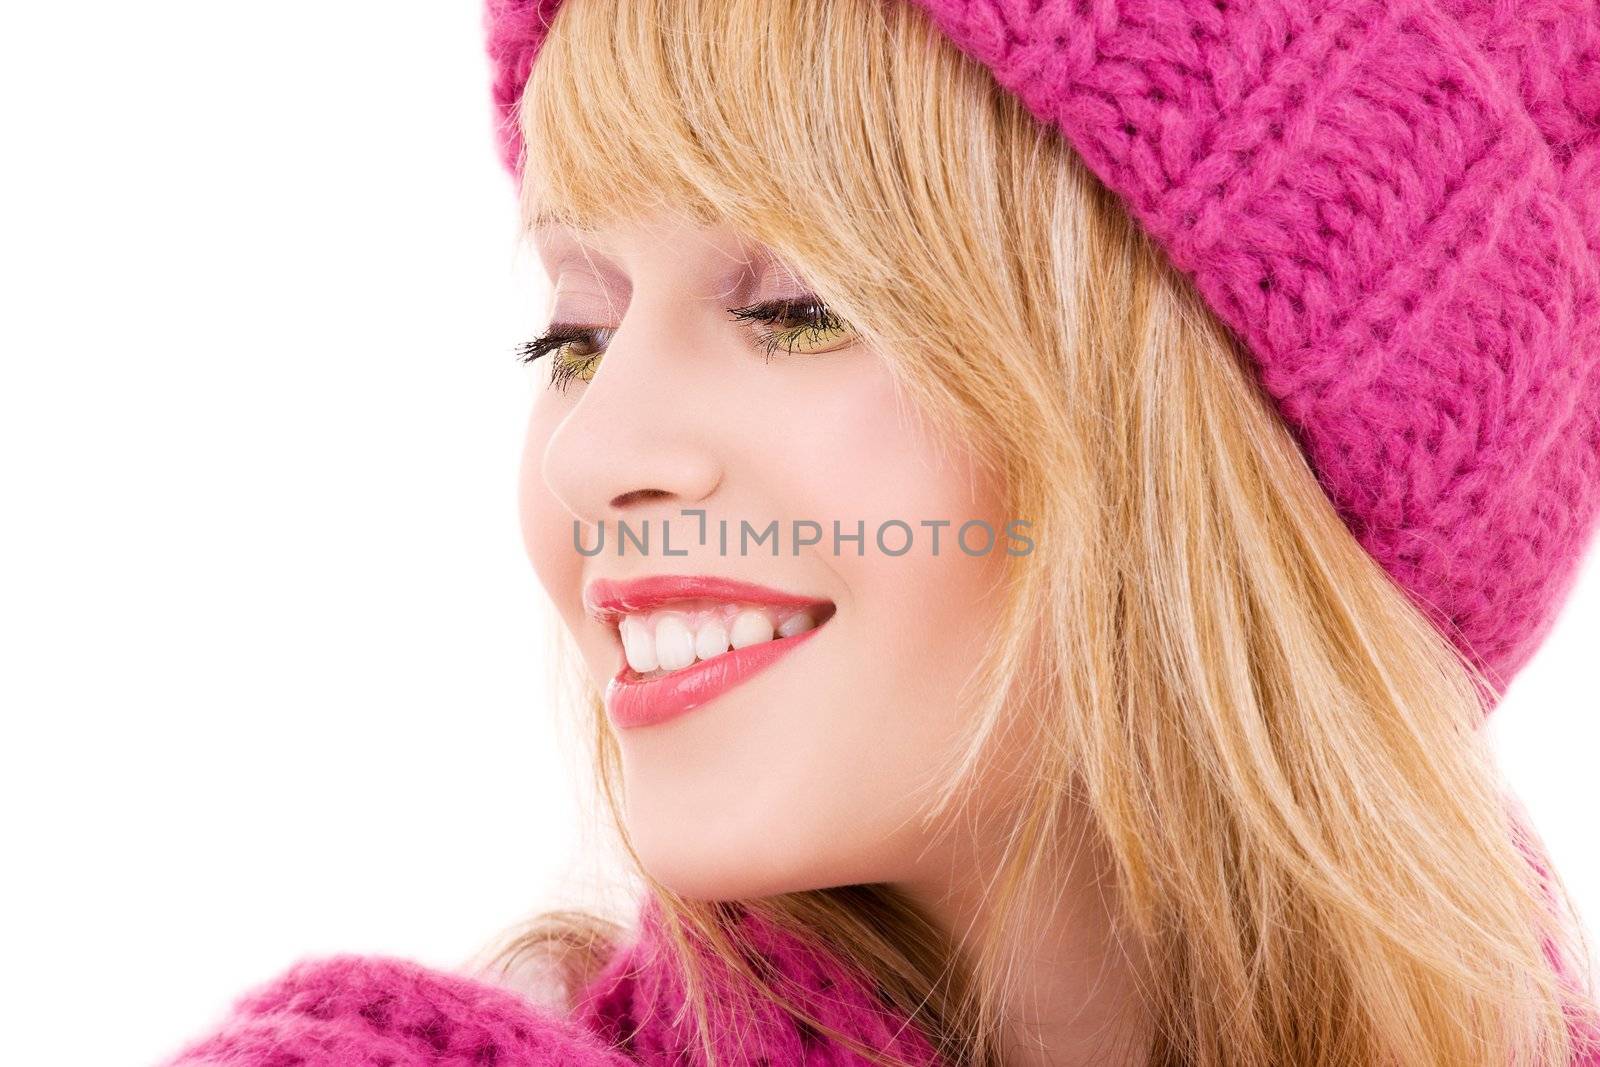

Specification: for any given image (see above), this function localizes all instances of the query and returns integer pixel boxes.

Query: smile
[584,575,837,729]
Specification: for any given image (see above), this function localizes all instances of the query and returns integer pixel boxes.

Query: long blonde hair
[480,0,1600,1063]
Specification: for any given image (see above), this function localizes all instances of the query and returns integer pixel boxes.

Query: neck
[893,803,1154,1067]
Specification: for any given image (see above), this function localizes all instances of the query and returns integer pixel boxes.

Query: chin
[622,799,856,902]
[630,839,808,902]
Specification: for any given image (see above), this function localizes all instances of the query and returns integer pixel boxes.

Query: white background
[1,4,1595,1065]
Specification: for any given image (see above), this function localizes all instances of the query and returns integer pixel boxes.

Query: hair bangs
[516,0,877,243]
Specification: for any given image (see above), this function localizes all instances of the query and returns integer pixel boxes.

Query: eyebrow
[530,220,803,302]
[528,206,576,235]
[533,219,655,279]
[530,220,592,258]
[530,223,621,285]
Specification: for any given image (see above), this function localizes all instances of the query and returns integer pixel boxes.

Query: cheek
[806,374,1008,712]
[796,378,1013,861]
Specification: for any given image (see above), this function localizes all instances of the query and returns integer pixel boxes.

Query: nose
[539,298,723,528]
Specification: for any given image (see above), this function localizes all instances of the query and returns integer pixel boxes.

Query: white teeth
[729,609,775,649]
[620,614,658,673]
[694,618,730,661]
[777,611,815,638]
[654,614,696,671]
[615,601,826,678]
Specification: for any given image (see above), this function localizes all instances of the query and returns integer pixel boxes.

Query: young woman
[159,0,1600,1064]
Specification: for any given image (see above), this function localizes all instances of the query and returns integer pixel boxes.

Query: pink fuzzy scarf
[156,895,944,1065]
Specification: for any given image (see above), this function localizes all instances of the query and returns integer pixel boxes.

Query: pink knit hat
[483,0,1600,711]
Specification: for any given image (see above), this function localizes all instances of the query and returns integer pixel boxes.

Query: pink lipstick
[585,575,835,730]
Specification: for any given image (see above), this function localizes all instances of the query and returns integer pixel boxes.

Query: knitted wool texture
[485,0,1600,708]
[156,895,943,1066]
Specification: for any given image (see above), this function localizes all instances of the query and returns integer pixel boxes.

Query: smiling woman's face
[520,211,1015,900]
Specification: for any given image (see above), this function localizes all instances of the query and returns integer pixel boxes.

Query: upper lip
[583,574,834,627]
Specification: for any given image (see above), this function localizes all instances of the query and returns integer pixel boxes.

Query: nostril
[610,488,674,509]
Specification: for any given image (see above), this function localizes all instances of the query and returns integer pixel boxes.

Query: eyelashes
[727,296,856,362]
[514,295,859,393]
[514,323,611,392]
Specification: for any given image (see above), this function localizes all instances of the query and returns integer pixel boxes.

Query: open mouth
[611,598,838,681]
[584,575,838,728]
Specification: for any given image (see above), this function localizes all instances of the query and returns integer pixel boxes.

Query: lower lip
[604,626,823,730]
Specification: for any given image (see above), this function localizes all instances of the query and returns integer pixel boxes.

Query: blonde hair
[481,0,1600,1063]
